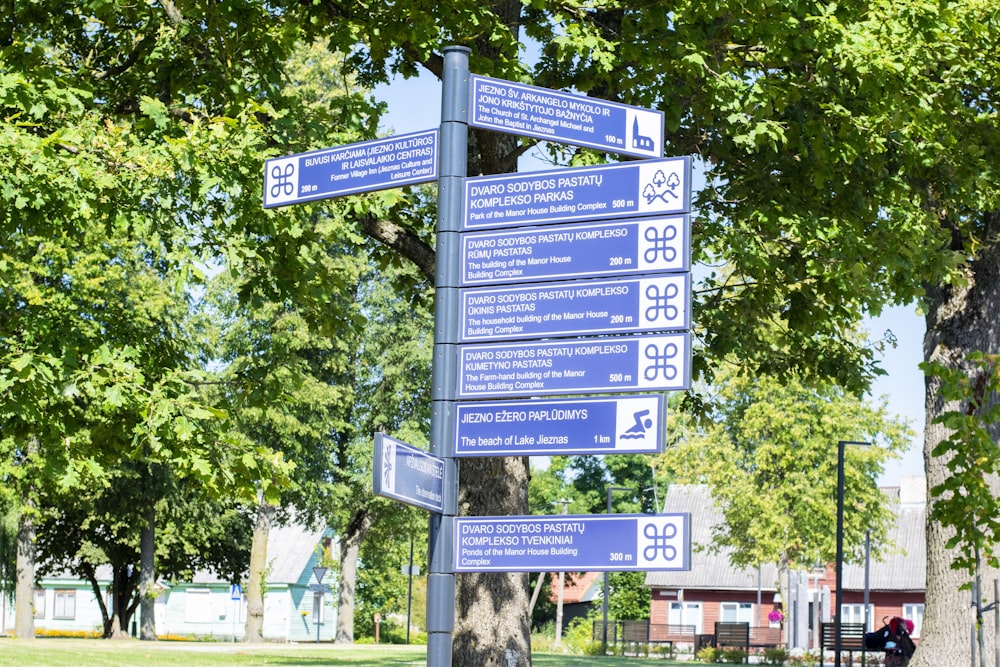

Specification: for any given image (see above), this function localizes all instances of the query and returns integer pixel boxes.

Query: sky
[372,69,927,488]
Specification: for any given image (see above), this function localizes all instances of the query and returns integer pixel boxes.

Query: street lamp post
[835,440,869,667]
[603,486,634,654]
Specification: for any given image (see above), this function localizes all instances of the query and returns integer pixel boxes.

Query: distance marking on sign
[454,395,665,457]
[461,215,690,286]
[460,274,690,342]
[457,332,690,399]
[453,513,691,572]
[463,157,691,231]
[264,130,438,208]
[469,75,664,159]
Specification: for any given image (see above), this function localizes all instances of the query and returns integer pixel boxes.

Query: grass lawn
[0,638,694,666]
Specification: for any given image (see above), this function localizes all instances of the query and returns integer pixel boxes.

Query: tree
[301,3,1000,662]
[659,365,911,609]
[1,1,296,637]
[34,460,254,638]
[331,259,435,643]
[8,1,1000,662]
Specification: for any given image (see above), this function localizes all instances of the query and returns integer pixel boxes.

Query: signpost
[457,332,690,398]
[460,215,690,286]
[453,513,691,572]
[263,129,438,208]
[469,75,664,159]
[373,433,445,514]
[265,48,695,667]
[460,274,690,342]
[230,584,242,642]
[463,157,691,231]
[309,566,330,643]
[454,395,665,457]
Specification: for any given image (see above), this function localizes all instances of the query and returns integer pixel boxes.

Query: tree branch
[358,214,436,281]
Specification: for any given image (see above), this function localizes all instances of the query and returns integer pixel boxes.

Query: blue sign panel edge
[452,513,692,572]
[459,274,691,343]
[263,129,439,209]
[457,331,692,398]
[462,156,692,231]
[460,215,692,287]
[373,433,445,513]
[469,75,664,159]
[453,395,666,457]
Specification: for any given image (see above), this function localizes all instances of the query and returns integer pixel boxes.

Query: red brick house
[644,480,927,649]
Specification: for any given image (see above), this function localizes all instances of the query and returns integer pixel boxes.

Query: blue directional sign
[461,275,690,342]
[457,332,690,399]
[454,395,665,457]
[469,75,664,159]
[463,157,691,231]
[372,434,444,513]
[263,130,438,208]
[461,216,690,287]
[453,513,691,573]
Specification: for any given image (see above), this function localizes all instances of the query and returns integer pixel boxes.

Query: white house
[2,522,337,642]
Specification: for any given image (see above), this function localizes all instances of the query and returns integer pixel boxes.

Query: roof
[645,483,926,593]
[644,485,780,591]
[551,571,602,604]
[191,522,327,585]
[63,522,329,587]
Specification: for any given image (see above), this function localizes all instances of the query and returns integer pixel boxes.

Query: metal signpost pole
[602,486,634,653]
[834,440,846,667]
[835,440,869,667]
[426,45,469,667]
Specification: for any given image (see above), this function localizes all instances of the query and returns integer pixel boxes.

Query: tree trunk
[13,510,35,639]
[243,500,274,643]
[139,502,156,640]
[107,565,135,639]
[454,456,532,667]
[336,508,373,644]
[910,215,1000,666]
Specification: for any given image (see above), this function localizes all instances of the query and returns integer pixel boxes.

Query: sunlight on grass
[0,639,692,667]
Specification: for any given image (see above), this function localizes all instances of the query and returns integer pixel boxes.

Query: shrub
[763,645,789,665]
[722,648,748,663]
[696,646,720,663]
[787,647,822,666]
[655,643,677,659]
[35,628,102,639]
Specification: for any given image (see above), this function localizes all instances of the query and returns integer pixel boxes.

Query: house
[644,478,927,648]
[2,522,337,642]
[549,571,602,633]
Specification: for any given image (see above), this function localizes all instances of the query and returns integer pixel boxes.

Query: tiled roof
[645,483,926,593]
[550,571,602,604]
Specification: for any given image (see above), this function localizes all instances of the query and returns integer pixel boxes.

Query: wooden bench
[820,622,868,666]
[592,621,696,655]
[648,623,696,647]
[749,626,783,650]
[715,621,750,663]
[621,620,650,643]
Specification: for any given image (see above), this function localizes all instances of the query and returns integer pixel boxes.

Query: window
[33,590,45,619]
[53,590,76,620]
[312,592,325,624]
[902,604,924,638]
[720,602,753,624]
[839,603,875,630]
[185,588,213,623]
[668,601,702,633]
